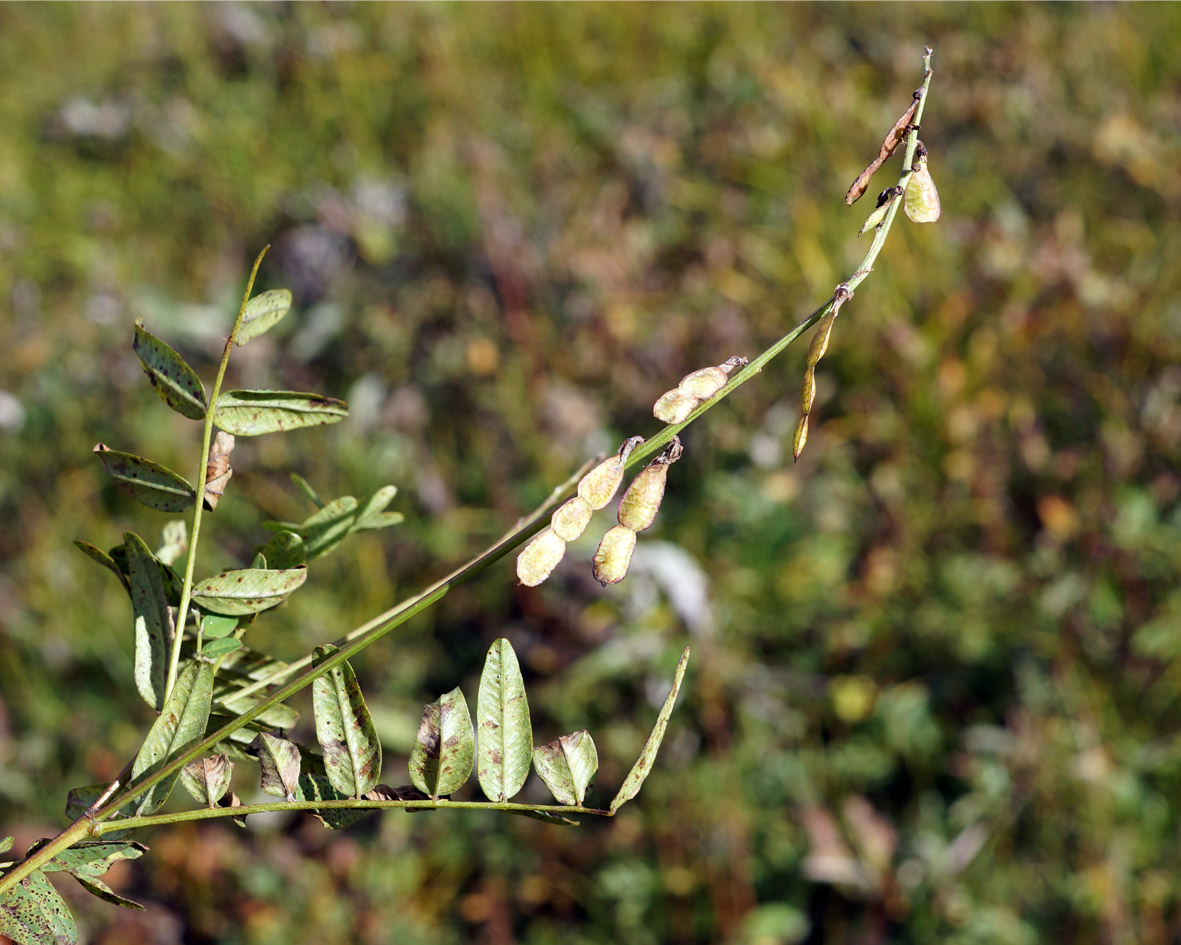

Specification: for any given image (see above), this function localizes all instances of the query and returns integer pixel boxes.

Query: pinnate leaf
[476,638,532,802]
[311,644,382,798]
[133,320,207,420]
[532,731,598,807]
[610,646,691,814]
[190,566,307,616]
[130,659,215,816]
[409,687,474,800]
[235,288,292,345]
[214,389,348,436]
[0,869,77,945]
[125,532,174,711]
[93,444,196,513]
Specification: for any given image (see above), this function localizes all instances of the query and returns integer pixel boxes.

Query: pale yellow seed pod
[617,463,669,532]
[576,437,644,510]
[677,366,729,400]
[516,527,567,587]
[592,525,637,587]
[551,495,593,541]
[616,436,682,532]
[904,160,941,223]
[653,388,698,424]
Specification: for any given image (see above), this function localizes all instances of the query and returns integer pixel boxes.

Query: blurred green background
[2,4,1181,943]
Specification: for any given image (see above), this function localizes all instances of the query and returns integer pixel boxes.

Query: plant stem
[96,798,609,834]
[164,245,271,701]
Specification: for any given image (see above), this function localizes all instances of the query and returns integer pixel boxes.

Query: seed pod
[720,356,748,374]
[653,388,698,425]
[576,437,644,510]
[793,286,853,463]
[203,432,236,511]
[678,366,729,400]
[551,495,593,541]
[593,525,637,586]
[516,527,567,587]
[617,436,683,532]
[904,143,941,223]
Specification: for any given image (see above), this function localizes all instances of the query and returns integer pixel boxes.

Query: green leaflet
[124,532,173,711]
[258,530,306,569]
[0,869,77,945]
[190,566,307,616]
[73,541,131,594]
[38,840,147,879]
[294,496,357,559]
[130,659,215,816]
[71,876,145,911]
[202,637,242,659]
[409,687,474,800]
[235,288,292,345]
[213,389,348,436]
[476,638,532,802]
[610,646,691,814]
[132,320,208,421]
[532,731,598,807]
[93,444,196,513]
[311,645,382,798]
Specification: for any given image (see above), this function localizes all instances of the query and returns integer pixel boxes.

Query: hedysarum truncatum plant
[0,46,940,945]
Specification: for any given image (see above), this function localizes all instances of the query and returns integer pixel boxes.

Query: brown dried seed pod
[677,366,729,400]
[592,525,637,586]
[204,432,236,511]
[551,496,593,541]
[792,415,810,463]
[516,527,567,587]
[653,388,699,425]
[720,356,748,374]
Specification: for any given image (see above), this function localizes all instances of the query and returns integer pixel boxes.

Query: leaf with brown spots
[311,644,382,798]
[213,389,348,437]
[133,320,208,420]
[609,646,690,814]
[408,687,474,800]
[476,638,532,802]
[190,566,307,616]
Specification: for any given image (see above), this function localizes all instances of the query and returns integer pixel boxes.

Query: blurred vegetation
[2,3,1181,943]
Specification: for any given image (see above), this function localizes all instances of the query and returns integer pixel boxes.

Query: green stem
[164,245,271,701]
[97,799,608,834]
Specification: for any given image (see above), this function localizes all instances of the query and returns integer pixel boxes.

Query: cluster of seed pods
[652,357,748,425]
[792,283,854,462]
[516,436,644,587]
[592,437,683,586]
